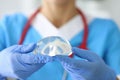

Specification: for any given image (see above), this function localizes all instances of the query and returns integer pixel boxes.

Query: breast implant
[33,36,72,56]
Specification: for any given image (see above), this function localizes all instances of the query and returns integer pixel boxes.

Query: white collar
[32,13,84,40]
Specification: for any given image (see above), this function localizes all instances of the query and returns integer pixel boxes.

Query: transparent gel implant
[34,36,72,56]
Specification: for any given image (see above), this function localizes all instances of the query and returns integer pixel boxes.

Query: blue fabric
[0,13,120,80]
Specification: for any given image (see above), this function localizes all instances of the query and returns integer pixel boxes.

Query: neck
[41,1,78,28]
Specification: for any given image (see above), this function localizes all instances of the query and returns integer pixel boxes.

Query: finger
[72,47,101,62]
[53,55,90,68]
[3,45,18,51]
[17,54,53,64]
[13,43,36,53]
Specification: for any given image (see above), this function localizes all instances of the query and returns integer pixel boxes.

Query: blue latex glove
[0,43,53,79]
[54,47,116,80]
[0,75,6,80]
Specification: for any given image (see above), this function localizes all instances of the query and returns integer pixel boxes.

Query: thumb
[72,47,101,62]
[17,54,53,64]
[13,43,36,53]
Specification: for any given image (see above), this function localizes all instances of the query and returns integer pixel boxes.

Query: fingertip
[29,43,36,48]
[25,43,37,51]
[72,47,78,52]
[72,47,82,55]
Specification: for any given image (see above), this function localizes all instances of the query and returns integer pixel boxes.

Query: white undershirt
[32,13,84,40]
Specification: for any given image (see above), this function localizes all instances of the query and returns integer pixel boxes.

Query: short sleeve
[104,20,120,74]
[0,13,27,51]
[0,17,7,51]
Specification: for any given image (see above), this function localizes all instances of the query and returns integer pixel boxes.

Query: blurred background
[0,0,120,27]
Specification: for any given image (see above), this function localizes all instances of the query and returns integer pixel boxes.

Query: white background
[0,0,120,27]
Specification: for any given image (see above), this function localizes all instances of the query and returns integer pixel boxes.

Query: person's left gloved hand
[54,47,116,80]
[0,43,53,79]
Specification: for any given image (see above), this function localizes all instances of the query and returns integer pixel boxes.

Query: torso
[0,12,120,80]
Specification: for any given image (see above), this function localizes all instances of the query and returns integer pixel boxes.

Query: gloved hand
[0,43,53,79]
[0,75,6,80]
[54,47,116,80]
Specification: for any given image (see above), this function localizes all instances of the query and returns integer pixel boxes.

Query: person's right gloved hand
[54,47,116,80]
[0,43,53,79]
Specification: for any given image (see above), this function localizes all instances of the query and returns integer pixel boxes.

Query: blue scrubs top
[0,13,120,80]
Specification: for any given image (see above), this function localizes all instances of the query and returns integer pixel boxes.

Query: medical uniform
[0,12,120,80]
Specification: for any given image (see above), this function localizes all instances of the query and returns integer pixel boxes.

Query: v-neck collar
[32,13,84,40]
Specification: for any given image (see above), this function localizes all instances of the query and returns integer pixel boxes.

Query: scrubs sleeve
[0,13,26,51]
[0,17,7,51]
[105,21,120,74]
[0,17,8,80]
